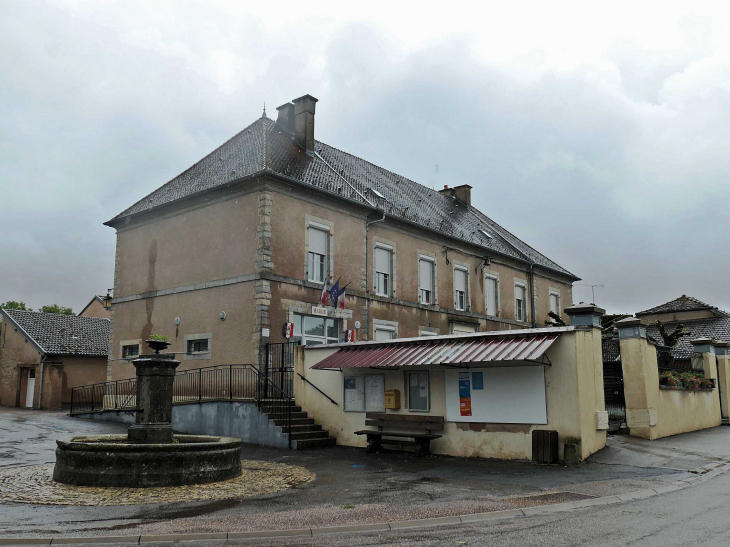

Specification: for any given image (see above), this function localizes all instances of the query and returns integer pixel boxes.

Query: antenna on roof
[576,283,604,305]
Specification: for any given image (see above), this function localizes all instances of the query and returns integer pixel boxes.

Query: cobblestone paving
[0,460,315,506]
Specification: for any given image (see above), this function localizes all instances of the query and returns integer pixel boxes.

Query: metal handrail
[70,363,294,448]
[297,373,338,406]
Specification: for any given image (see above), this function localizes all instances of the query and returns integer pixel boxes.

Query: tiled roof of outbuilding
[108,116,576,279]
[646,316,730,360]
[636,295,718,316]
[0,309,110,356]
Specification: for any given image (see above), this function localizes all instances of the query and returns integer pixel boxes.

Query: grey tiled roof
[1,309,110,356]
[646,317,730,360]
[636,295,717,316]
[109,116,577,278]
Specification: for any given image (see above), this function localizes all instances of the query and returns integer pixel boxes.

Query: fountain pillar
[128,353,180,444]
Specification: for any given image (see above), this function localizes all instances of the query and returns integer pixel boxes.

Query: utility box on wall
[384,389,401,410]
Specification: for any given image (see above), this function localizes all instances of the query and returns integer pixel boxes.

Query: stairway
[260,402,336,449]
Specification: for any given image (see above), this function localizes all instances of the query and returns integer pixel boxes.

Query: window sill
[184,352,212,361]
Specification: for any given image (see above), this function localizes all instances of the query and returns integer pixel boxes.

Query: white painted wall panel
[444,366,547,424]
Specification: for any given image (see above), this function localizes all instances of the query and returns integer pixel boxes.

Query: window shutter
[455,268,466,293]
[419,260,433,292]
[375,247,390,274]
[309,227,327,255]
[486,278,497,315]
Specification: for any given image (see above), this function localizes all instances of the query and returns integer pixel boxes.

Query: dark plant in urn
[52,337,242,487]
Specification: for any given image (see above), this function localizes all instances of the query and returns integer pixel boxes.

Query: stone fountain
[53,342,241,487]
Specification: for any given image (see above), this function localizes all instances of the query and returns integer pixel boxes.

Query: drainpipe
[364,210,386,339]
[529,263,537,328]
[37,354,46,410]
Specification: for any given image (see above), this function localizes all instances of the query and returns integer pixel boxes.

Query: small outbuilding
[0,309,110,410]
[295,305,608,463]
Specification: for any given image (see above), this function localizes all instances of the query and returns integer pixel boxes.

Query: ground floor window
[293,314,341,345]
[374,327,395,341]
[451,322,478,334]
[344,374,385,412]
[408,371,429,411]
[122,344,139,359]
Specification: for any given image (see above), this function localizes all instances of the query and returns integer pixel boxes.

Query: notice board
[445,366,547,424]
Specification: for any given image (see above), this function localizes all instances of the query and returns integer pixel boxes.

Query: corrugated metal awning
[310,332,561,370]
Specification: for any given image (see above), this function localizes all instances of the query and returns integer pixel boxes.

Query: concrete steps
[259,400,336,450]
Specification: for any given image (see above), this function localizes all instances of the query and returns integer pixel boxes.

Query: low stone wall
[73,400,289,449]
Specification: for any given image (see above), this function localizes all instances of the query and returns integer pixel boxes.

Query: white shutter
[486,278,497,316]
[375,247,390,274]
[419,260,433,292]
[309,227,327,255]
[550,293,560,315]
[455,268,466,293]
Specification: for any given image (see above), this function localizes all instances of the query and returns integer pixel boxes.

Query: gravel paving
[0,461,314,506]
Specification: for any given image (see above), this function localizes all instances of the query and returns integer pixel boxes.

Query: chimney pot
[292,94,319,155]
[275,103,295,136]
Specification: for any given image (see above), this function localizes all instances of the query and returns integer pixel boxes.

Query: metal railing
[297,373,338,406]
[70,364,294,448]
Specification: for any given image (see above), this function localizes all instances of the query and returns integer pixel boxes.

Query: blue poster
[458,372,471,398]
[472,372,484,390]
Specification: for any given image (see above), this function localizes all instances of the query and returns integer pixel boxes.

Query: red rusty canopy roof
[309,329,567,370]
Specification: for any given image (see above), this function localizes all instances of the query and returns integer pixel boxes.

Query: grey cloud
[1,4,728,316]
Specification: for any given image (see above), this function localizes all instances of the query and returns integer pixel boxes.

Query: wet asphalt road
[241,468,730,546]
[1,408,726,539]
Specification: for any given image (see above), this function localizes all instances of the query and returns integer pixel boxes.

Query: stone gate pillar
[715,341,730,420]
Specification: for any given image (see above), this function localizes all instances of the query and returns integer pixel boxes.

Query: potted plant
[146,334,170,354]
[700,378,714,391]
[660,371,681,389]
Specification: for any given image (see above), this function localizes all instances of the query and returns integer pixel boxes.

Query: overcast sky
[2,1,729,314]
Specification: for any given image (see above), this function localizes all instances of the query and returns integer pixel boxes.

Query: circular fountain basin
[53,434,242,487]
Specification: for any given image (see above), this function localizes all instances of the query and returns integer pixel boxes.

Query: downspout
[364,210,386,340]
[37,354,46,410]
[529,263,537,328]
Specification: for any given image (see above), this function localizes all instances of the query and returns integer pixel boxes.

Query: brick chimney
[438,184,472,207]
[438,185,456,199]
[292,94,318,155]
[453,184,472,207]
[275,102,295,136]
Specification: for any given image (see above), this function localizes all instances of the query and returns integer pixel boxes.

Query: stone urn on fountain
[53,336,242,487]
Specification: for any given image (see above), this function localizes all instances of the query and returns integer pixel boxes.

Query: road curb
[1,462,728,545]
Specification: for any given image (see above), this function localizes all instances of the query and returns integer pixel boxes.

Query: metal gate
[602,338,626,431]
[261,342,298,398]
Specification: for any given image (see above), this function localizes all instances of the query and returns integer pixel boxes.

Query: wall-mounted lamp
[220,311,227,321]
[174,317,180,326]
[102,289,113,310]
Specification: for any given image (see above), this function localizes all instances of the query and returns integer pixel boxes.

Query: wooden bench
[354,413,444,455]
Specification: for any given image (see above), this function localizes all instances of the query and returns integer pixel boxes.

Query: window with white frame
[408,371,429,411]
[344,374,385,412]
[549,291,560,316]
[419,257,435,305]
[454,267,467,311]
[419,329,439,337]
[122,344,139,359]
[293,314,341,346]
[374,327,395,341]
[374,245,392,297]
[485,275,499,316]
[308,226,328,283]
[452,323,478,334]
[515,283,527,322]
[184,333,212,360]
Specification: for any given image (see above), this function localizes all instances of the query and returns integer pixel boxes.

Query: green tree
[0,301,32,311]
[40,304,75,315]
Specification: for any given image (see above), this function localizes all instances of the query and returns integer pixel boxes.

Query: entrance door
[25,368,36,408]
